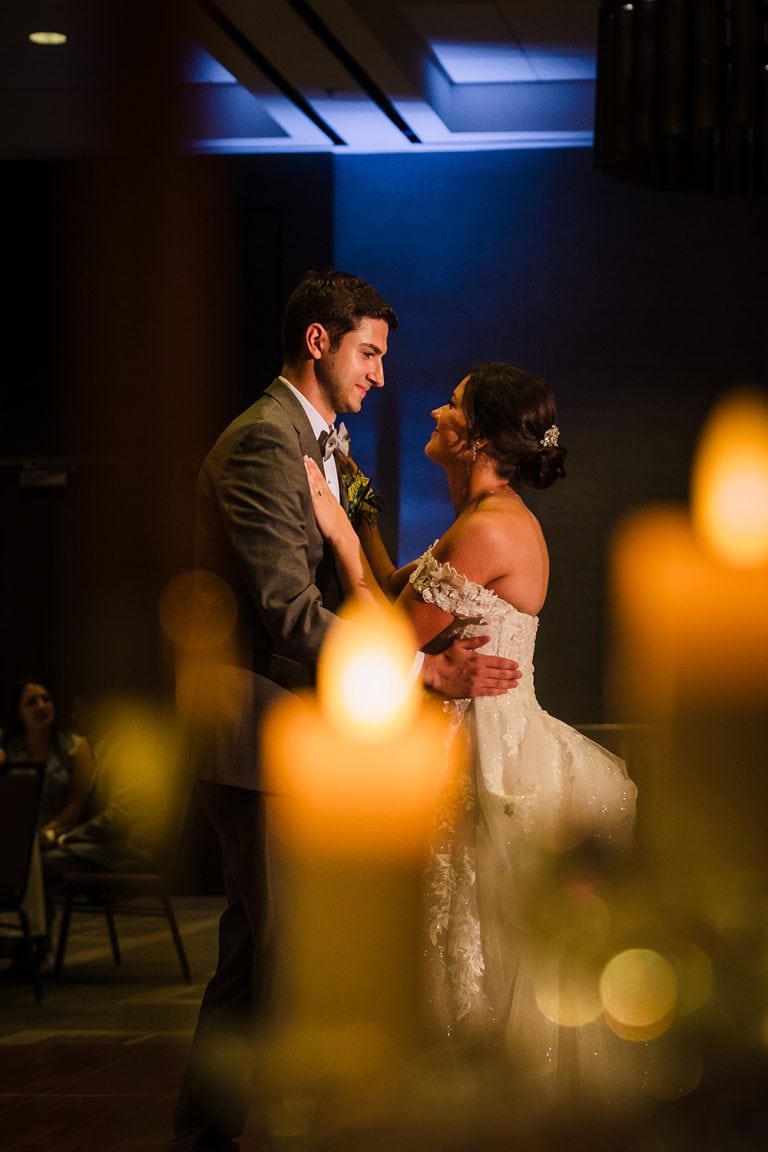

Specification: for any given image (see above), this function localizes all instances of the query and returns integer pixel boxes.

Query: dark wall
[333,148,768,723]
[0,153,333,712]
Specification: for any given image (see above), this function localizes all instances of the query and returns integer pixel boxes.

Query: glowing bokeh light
[79,696,181,843]
[600,948,678,1041]
[158,569,237,651]
[29,31,67,45]
[534,959,602,1027]
[159,570,242,726]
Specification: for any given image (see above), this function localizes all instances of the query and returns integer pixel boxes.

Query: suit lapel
[265,378,350,515]
[264,377,321,461]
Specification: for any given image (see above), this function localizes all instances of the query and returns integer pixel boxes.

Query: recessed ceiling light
[29,31,68,46]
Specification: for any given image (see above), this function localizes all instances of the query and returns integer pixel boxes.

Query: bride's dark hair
[461,362,567,490]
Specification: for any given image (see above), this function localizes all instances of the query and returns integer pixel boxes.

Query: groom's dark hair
[281,268,398,360]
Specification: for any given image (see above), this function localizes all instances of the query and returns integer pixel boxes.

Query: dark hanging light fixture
[594,0,768,196]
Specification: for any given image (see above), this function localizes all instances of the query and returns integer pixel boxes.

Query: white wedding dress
[411,546,639,1099]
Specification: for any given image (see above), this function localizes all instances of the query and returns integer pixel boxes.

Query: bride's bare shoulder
[460,491,541,543]
[434,494,540,586]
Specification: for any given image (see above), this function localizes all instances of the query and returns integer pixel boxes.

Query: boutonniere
[335,451,382,528]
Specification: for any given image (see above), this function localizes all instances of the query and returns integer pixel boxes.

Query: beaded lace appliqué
[412,546,514,1031]
[410,545,511,636]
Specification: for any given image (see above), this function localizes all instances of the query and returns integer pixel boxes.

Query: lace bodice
[409,544,539,703]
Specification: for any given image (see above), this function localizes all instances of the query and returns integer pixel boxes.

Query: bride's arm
[395,580,454,649]
[397,571,517,698]
[357,518,418,598]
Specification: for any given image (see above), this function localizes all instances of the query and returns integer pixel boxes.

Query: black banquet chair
[0,764,45,1003]
[52,784,193,984]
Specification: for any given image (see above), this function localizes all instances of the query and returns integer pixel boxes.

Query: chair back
[0,765,43,909]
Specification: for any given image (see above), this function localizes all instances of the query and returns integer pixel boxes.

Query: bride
[304,362,638,1095]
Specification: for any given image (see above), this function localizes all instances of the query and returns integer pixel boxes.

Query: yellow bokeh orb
[600,948,678,1040]
[534,958,603,1027]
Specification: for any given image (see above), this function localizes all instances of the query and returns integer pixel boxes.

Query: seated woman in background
[42,685,169,882]
[0,678,93,846]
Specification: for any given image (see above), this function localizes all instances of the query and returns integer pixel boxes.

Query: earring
[471,441,478,463]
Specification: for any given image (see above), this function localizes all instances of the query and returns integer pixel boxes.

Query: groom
[167,269,521,1151]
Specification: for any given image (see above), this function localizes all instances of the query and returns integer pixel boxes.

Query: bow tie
[318,422,351,461]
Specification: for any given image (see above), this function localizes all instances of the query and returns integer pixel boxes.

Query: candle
[610,387,768,714]
[609,387,768,879]
[264,599,462,861]
[260,600,464,1139]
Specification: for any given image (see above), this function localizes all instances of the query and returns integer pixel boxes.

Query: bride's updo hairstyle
[462,362,567,490]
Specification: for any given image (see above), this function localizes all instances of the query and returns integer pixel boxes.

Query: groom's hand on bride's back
[421,636,521,698]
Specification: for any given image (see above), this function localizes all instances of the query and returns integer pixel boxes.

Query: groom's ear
[305,322,328,360]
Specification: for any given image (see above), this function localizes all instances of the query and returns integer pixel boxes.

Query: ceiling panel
[1,0,600,155]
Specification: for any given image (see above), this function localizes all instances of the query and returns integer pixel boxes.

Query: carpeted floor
[0,894,269,1151]
[3,891,768,1152]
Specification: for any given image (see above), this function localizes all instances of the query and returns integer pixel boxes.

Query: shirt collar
[278,375,333,439]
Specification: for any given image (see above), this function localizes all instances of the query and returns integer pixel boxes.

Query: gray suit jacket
[193,377,348,789]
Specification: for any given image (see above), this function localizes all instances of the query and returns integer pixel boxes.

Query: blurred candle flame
[318,600,420,742]
[264,600,462,860]
[692,388,768,568]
